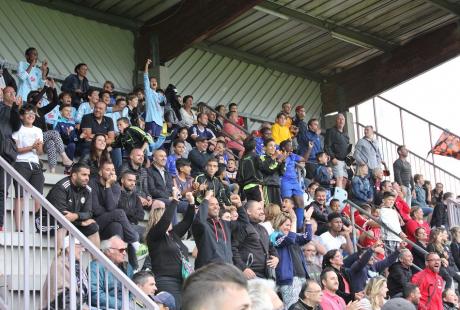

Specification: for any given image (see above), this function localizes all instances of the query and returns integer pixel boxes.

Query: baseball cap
[63,236,81,249]
[152,292,176,310]
[381,298,416,310]
[295,106,305,113]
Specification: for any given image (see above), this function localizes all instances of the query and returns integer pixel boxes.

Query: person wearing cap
[41,236,88,309]
[411,252,444,310]
[318,213,353,254]
[188,136,213,177]
[381,298,416,310]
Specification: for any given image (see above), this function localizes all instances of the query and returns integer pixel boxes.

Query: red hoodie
[411,268,444,310]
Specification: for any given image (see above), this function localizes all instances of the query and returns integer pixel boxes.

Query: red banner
[430,131,460,160]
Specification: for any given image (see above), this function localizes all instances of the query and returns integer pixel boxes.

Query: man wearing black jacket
[0,86,21,230]
[118,170,146,240]
[37,163,100,251]
[148,149,188,216]
[90,161,141,268]
[192,192,249,269]
[232,200,279,279]
[387,248,414,298]
[120,148,151,208]
[188,137,213,177]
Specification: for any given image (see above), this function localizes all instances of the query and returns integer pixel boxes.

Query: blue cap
[152,292,176,310]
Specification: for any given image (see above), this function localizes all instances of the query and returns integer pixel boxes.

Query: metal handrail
[376,96,460,139]
[203,103,251,135]
[355,122,460,182]
[0,155,158,309]
[351,222,422,271]
[346,200,429,256]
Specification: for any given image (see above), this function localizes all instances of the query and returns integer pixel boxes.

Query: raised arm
[173,192,196,237]
[147,200,178,242]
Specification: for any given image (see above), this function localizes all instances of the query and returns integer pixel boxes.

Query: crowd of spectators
[0,47,460,310]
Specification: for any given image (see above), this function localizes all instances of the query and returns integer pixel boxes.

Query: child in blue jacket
[54,104,78,169]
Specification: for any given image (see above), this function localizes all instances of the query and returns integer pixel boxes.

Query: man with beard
[192,192,249,269]
[411,252,444,310]
[232,200,279,279]
[37,163,100,251]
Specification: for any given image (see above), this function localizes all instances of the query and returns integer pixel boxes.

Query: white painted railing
[0,155,158,310]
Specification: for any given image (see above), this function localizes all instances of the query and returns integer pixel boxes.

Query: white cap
[63,236,81,249]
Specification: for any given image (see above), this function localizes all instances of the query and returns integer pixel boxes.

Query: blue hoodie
[270,223,312,285]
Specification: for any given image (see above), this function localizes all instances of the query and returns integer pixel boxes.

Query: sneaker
[136,244,148,258]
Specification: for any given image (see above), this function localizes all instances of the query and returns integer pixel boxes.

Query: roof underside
[25,0,460,80]
[205,0,459,78]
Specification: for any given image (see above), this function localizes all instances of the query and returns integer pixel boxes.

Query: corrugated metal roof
[204,0,458,76]
[166,47,322,129]
[0,0,135,92]
[65,0,181,23]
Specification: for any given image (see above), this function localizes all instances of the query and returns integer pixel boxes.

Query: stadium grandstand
[0,0,460,309]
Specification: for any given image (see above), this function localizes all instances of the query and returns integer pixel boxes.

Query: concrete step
[0,232,55,248]
[0,274,44,291]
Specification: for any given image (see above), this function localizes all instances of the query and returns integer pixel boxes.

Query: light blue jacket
[17,61,45,100]
[143,73,165,125]
[89,260,133,310]
[351,175,373,204]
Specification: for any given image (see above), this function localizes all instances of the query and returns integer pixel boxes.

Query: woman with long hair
[78,133,111,177]
[359,276,388,310]
[269,207,314,308]
[450,226,460,271]
[260,203,282,235]
[145,188,196,309]
[427,227,460,288]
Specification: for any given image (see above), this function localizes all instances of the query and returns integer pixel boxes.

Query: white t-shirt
[12,125,43,164]
[380,207,402,241]
[319,231,346,252]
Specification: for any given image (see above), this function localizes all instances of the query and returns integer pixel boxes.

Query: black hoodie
[192,200,249,269]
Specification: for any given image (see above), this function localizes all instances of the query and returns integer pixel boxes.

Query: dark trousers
[0,168,12,226]
[65,142,76,160]
[156,276,183,310]
[96,209,138,243]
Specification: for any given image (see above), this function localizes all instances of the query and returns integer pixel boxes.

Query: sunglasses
[111,247,127,253]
